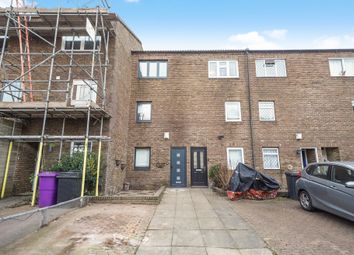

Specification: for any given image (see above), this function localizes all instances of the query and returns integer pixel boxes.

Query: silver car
[295,161,354,222]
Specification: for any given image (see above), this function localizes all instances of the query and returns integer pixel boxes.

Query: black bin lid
[56,171,82,178]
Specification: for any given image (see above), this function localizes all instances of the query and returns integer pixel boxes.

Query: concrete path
[136,188,273,255]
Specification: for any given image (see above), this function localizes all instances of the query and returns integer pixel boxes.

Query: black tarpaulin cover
[229,163,280,192]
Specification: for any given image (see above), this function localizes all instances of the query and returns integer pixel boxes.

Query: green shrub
[50,152,104,194]
[209,164,233,190]
[209,164,220,180]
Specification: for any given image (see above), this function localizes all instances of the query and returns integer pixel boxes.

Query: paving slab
[136,188,273,254]
[172,229,204,246]
[136,246,171,255]
[149,217,174,230]
[206,247,242,255]
[239,248,273,255]
[174,217,199,229]
[140,230,173,247]
[172,246,207,255]
[229,230,266,249]
[198,217,224,230]
[201,230,235,248]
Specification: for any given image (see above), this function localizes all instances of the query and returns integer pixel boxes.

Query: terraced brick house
[0,7,354,199]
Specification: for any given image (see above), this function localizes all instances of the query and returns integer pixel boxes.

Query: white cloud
[0,0,12,7]
[124,0,140,3]
[0,0,36,7]
[313,35,354,49]
[228,31,279,49]
[264,29,288,39]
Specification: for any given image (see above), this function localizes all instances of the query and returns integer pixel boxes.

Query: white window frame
[255,59,287,77]
[208,60,239,78]
[352,100,354,111]
[71,79,98,106]
[136,101,152,122]
[329,58,354,77]
[259,101,275,121]
[70,140,93,155]
[62,36,101,51]
[226,147,244,170]
[134,147,151,170]
[225,101,242,122]
[138,61,168,78]
[262,148,280,170]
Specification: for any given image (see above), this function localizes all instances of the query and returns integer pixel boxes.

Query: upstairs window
[139,61,167,78]
[227,147,244,170]
[71,79,98,106]
[225,102,242,122]
[255,59,287,77]
[136,102,152,122]
[62,36,101,51]
[70,141,93,155]
[262,148,280,169]
[208,61,239,78]
[0,80,22,102]
[329,58,354,76]
[259,101,275,121]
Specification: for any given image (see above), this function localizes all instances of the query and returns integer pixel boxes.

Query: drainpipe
[245,49,256,168]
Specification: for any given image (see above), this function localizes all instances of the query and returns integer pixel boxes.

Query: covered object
[227,163,280,200]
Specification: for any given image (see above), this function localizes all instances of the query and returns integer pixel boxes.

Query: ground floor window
[226,147,244,170]
[70,141,93,155]
[134,147,151,170]
[262,148,280,169]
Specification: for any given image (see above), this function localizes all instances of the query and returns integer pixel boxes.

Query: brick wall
[103,20,143,194]
[126,50,354,189]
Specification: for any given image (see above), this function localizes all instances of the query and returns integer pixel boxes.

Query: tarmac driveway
[230,197,354,255]
[136,188,273,255]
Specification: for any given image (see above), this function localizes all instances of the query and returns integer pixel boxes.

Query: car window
[308,165,330,180]
[333,166,354,185]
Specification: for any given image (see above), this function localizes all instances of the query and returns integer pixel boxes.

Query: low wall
[0,197,88,247]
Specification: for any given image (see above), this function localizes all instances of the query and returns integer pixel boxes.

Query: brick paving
[136,188,273,255]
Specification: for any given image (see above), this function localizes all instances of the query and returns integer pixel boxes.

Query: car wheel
[299,190,314,211]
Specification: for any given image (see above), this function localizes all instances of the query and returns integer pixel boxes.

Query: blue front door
[171,147,187,187]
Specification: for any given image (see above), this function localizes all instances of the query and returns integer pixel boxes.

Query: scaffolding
[0,6,116,205]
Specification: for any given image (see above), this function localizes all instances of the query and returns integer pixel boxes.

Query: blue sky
[2,0,354,50]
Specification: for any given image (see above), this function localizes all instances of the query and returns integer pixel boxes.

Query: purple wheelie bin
[38,172,59,208]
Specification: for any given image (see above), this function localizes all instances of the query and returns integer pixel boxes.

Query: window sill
[225,120,242,123]
[208,77,239,79]
[138,77,168,80]
[134,167,150,171]
[136,121,152,124]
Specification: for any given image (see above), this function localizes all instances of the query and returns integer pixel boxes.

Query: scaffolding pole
[31,8,61,207]
[1,121,15,199]
[81,7,99,197]
[0,16,10,67]
[95,116,103,196]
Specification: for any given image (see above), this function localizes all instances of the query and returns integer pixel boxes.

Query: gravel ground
[229,197,354,255]
[0,203,156,255]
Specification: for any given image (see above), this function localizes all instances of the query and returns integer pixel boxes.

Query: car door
[305,164,333,210]
[327,165,354,218]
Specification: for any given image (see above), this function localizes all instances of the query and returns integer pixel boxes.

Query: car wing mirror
[344,181,354,188]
